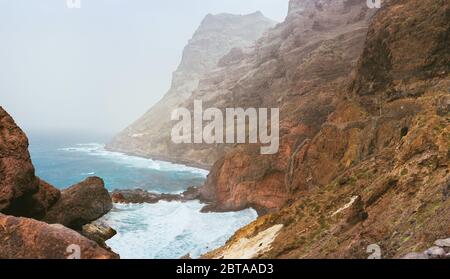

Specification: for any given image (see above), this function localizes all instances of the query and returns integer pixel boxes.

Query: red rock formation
[0,214,118,259]
[0,107,40,215]
[199,0,375,212]
[0,107,117,258]
[204,0,450,259]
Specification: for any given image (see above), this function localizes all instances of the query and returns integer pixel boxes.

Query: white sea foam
[101,201,257,259]
[59,143,209,177]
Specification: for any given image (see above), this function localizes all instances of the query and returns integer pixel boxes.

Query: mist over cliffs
[107,12,277,167]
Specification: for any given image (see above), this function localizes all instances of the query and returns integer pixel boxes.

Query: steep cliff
[203,0,450,259]
[107,12,276,168]
[199,0,376,212]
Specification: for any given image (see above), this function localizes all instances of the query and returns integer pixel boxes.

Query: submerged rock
[43,177,113,230]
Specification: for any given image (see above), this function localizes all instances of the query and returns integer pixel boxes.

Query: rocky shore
[111,186,203,204]
[0,107,118,259]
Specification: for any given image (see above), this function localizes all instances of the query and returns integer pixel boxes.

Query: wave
[58,143,209,177]
[100,201,257,259]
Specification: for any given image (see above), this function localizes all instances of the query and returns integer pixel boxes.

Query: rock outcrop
[43,177,113,230]
[198,0,376,212]
[111,186,202,204]
[0,107,40,215]
[81,221,117,249]
[0,214,118,259]
[203,0,449,259]
[0,107,117,258]
[107,12,276,168]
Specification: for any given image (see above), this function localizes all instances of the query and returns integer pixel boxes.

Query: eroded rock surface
[43,177,113,230]
[0,214,119,259]
[203,0,450,259]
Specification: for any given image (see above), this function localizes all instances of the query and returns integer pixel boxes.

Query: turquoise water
[28,134,257,259]
[29,134,207,193]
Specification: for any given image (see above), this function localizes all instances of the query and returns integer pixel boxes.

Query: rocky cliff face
[203,0,450,259]
[0,107,118,259]
[199,0,376,212]
[107,12,276,168]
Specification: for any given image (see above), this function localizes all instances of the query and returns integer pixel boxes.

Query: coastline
[104,144,212,172]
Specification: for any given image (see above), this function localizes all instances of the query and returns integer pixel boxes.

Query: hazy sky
[0,0,288,136]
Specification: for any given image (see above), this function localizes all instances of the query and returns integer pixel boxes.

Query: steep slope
[204,0,450,259]
[107,12,276,168]
[198,0,376,212]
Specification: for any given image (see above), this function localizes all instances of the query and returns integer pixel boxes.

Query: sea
[28,133,257,259]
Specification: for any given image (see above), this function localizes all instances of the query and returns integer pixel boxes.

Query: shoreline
[104,145,212,172]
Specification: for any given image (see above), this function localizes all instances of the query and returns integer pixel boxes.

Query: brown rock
[202,0,450,259]
[111,189,181,204]
[111,187,202,204]
[43,177,112,230]
[9,179,61,220]
[0,107,40,214]
[81,221,117,249]
[0,213,118,259]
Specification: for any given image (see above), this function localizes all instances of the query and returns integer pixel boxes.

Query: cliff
[107,12,276,168]
[203,0,450,259]
[199,0,376,212]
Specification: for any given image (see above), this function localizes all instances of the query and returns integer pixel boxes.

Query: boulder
[81,221,117,249]
[11,179,61,220]
[0,213,118,259]
[0,107,40,214]
[424,246,446,259]
[434,238,450,248]
[43,177,112,230]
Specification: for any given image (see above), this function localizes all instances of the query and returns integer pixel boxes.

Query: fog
[0,0,288,137]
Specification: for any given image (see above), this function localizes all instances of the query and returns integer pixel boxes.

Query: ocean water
[28,134,257,259]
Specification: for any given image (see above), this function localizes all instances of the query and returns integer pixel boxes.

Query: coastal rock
[81,221,117,249]
[0,107,40,215]
[111,187,202,204]
[12,179,61,220]
[0,213,118,259]
[111,189,180,204]
[43,177,113,230]
[0,107,119,258]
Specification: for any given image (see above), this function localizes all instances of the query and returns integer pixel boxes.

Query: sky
[0,0,288,137]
